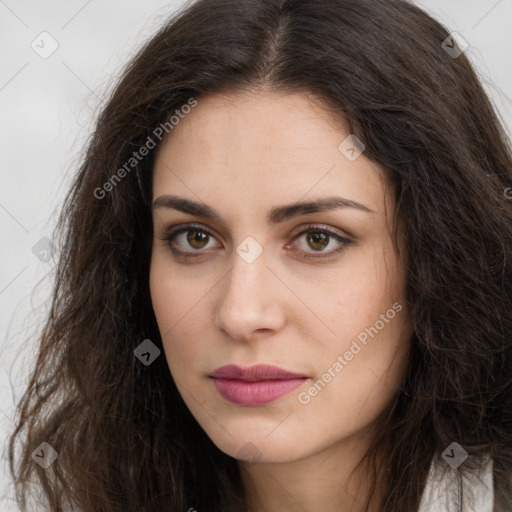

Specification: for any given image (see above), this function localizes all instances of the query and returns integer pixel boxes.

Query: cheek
[149,256,211,375]
[309,245,410,397]
[320,278,396,343]
[149,259,174,333]
[149,257,192,368]
[300,313,411,437]
[149,252,199,333]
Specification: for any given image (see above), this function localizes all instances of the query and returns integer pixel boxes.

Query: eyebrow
[152,194,375,224]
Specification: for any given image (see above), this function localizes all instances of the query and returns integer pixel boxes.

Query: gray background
[1,0,511,509]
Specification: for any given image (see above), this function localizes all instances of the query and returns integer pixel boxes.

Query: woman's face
[150,89,412,463]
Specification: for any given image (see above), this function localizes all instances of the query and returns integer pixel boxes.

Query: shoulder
[418,454,494,512]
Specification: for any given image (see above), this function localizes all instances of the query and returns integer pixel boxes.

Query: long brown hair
[8,0,512,510]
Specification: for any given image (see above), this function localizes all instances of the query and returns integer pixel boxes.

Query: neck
[239,430,386,512]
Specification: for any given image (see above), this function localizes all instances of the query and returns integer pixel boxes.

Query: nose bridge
[215,241,284,339]
[222,245,270,314]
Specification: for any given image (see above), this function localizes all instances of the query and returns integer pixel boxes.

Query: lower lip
[211,378,307,406]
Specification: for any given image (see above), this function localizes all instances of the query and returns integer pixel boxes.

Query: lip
[209,364,308,406]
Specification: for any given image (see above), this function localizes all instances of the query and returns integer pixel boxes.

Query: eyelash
[159,223,354,261]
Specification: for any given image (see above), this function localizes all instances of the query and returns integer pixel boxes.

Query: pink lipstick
[209,364,308,406]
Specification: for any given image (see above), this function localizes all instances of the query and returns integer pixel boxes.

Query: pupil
[188,230,207,248]
[308,232,328,250]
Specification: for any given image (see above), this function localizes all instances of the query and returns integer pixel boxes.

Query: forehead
[152,90,389,217]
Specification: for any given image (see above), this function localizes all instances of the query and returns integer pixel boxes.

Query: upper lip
[210,364,307,381]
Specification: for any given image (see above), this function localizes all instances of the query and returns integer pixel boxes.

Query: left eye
[293,229,345,252]
[160,223,353,259]
[288,226,353,259]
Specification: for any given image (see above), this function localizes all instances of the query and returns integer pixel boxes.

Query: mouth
[209,364,309,406]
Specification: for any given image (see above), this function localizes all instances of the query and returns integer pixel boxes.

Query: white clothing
[418,456,494,512]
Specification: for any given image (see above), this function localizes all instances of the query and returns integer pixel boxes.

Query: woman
[8,0,512,511]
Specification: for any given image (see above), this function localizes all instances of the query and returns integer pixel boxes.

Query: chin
[203,426,317,465]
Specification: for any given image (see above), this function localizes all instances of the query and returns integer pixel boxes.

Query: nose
[214,248,286,342]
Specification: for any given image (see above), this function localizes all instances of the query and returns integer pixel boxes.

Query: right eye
[160,224,222,257]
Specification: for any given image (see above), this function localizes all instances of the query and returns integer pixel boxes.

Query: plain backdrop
[1,0,511,509]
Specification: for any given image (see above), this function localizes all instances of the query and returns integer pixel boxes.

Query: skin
[149,88,413,512]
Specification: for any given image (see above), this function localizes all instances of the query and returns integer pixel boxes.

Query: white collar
[418,455,494,512]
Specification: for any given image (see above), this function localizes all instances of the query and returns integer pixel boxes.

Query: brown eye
[161,223,353,262]
[161,224,221,255]
[187,229,210,249]
[306,231,330,251]
[290,224,354,260]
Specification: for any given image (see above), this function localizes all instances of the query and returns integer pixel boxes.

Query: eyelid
[288,222,352,241]
[286,223,354,260]
[159,222,354,258]
[160,222,222,251]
